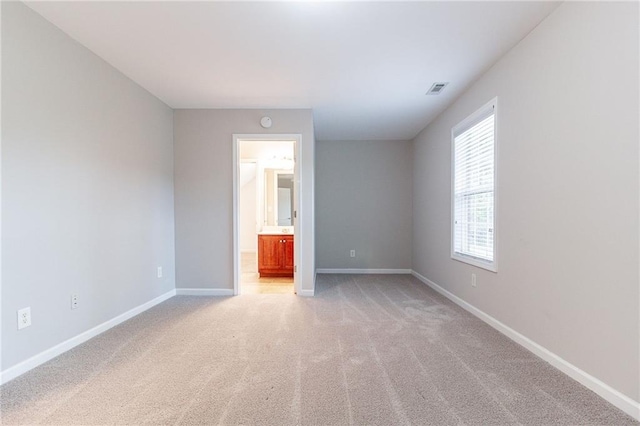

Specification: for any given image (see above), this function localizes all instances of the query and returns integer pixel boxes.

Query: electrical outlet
[471,273,477,287]
[350,250,356,258]
[71,294,79,310]
[17,307,31,330]
[157,266,163,278]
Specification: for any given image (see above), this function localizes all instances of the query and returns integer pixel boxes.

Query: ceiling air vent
[426,82,448,95]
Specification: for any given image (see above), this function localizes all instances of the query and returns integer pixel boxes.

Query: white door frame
[233,134,302,295]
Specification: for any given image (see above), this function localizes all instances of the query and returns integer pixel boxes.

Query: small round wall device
[260,116,272,128]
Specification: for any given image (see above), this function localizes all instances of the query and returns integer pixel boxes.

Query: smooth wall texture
[173,109,315,293]
[316,140,412,270]
[2,3,175,370]
[412,2,639,402]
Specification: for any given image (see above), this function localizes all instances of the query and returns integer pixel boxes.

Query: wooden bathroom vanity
[257,234,294,277]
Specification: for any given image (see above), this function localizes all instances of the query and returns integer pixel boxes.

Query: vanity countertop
[257,231,294,235]
[259,226,293,235]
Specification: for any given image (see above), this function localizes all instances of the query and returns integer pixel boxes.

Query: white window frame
[451,97,498,272]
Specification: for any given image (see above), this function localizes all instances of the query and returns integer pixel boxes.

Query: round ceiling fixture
[260,116,272,128]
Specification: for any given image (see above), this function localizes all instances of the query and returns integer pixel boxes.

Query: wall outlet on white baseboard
[471,273,477,287]
[157,266,163,278]
[71,294,79,310]
[17,307,31,330]
[350,250,356,258]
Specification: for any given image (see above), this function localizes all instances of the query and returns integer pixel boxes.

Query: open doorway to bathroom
[234,138,298,294]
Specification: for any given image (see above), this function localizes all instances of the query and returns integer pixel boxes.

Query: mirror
[264,169,293,226]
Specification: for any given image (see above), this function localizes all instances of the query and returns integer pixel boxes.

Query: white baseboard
[176,288,234,296]
[0,289,176,385]
[298,289,315,297]
[316,268,412,274]
[411,270,640,421]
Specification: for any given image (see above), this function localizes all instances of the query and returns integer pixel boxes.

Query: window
[451,98,497,272]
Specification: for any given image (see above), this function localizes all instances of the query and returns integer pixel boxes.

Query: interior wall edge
[316,269,412,274]
[0,290,177,386]
[175,289,234,297]
[411,270,640,421]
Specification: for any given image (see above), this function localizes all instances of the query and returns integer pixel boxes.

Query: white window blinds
[452,100,496,269]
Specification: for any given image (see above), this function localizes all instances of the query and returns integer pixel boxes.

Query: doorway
[233,136,300,295]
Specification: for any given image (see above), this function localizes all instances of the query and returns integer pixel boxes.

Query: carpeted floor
[1,274,636,425]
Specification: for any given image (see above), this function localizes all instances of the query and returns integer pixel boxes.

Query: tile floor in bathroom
[241,252,294,294]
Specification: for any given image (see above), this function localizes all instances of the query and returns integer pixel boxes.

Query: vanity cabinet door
[282,236,294,270]
[258,235,282,271]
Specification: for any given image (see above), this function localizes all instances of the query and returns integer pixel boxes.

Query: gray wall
[412,2,639,402]
[316,140,412,270]
[173,109,315,292]
[2,3,175,370]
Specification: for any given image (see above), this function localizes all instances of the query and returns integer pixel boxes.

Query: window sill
[451,253,497,273]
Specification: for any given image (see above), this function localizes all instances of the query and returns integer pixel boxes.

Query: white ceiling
[26,1,560,141]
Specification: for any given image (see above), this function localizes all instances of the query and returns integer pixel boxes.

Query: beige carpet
[1,274,636,425]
